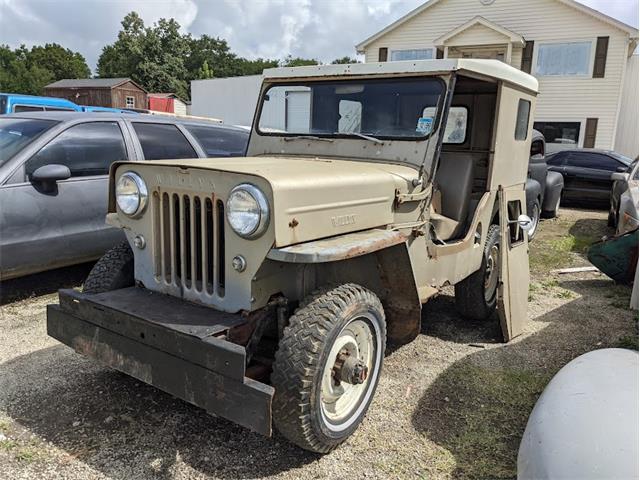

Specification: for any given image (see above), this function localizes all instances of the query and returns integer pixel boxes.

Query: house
[356,0,639,157]
[43,78,147,110]
[148,93,188,115]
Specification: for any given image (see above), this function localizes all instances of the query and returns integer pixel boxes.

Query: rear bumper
[47,287,274,436]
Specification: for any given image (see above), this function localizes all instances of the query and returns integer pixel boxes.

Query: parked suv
[48,60,537,453]
[0,93,81,113]
[0,112,248,280]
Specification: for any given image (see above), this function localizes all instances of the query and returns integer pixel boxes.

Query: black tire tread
[271,283,385,453]
[83,241,134,293]
[454,224,500,320]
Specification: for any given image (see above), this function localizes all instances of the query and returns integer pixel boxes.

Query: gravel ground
[0,208,636,479]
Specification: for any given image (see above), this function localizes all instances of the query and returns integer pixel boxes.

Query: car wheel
[542,193,561,219]
[83,241,134,293]
[271,284,386,453]
[527,199,541,241]
[454,224,500,320]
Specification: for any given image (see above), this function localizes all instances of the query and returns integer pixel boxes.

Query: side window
[530,140,544,157]
[44,107,75,112]
[514,99,531,140]
[566,153,618,170]
[423,106,468,144]
[126,96,135,109]
[25,122,127,179]
[132,123,197,160]
[184,125,249,157]
[593,154,624,172]
[14,105,45,113]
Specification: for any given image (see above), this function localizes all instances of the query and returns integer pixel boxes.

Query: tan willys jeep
[47,59,537,453]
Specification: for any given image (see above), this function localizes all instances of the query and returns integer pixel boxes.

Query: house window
[125,96,135,109]
[533,121,581,153]
[390,49,434,61]
[536,42,591,76]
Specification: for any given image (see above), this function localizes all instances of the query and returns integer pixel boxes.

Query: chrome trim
[117,171,148,218]
[227,183,270,239]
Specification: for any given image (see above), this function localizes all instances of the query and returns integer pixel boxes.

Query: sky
[0,0,638,72]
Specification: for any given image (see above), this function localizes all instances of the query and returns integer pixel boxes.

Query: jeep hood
[144,156,419,247]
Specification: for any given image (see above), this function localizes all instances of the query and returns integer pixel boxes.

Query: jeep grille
[152,191,225,299]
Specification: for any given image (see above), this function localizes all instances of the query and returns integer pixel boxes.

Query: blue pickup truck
[0,93,81,113]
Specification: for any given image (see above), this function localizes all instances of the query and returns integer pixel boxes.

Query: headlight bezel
[116,171,148,218]
[226,183,270,239]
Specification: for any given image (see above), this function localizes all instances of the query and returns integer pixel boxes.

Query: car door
[0,120,131,279]
[564,152,624,202]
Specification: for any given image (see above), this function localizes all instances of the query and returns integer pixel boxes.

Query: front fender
[543,171,564,212]
[525,178,542,207]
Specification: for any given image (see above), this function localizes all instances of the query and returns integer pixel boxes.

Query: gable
[356,0,637,52]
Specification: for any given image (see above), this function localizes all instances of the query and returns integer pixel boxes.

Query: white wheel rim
[319,313,381,432]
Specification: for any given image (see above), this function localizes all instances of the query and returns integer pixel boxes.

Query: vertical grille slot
[153,189,224,300]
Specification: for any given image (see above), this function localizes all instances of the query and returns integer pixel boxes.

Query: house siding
[362,0,634,150]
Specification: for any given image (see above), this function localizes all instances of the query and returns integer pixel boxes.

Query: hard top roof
[5,111,247,131]
[263,59,538,93]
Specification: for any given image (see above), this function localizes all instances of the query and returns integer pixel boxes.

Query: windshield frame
[255,76,447,142]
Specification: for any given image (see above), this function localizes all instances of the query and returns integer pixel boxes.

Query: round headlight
[226,184,269,238]
[116,171,148,217]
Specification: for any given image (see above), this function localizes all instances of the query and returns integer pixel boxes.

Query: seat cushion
[433,152,475,239]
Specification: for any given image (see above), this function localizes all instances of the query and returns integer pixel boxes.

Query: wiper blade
[282,135,333,143]
[343,132,384,145]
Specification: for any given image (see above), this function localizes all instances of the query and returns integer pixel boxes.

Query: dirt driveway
[0,208,636,479]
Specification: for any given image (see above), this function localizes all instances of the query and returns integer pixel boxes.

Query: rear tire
[83,241,134,293]
[455,224,500,320]
[271,284,386,453]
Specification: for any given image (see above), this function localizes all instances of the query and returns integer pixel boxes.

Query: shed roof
[262,58,538,93]
[44,78,146,91]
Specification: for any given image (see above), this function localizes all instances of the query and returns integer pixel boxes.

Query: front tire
[455,224,501,320]
[527,198,541,241]
[83,241,134,293]
[271,284,386,453]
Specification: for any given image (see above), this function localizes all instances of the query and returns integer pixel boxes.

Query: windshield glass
[0,118,58,166]
[258,77,445,140]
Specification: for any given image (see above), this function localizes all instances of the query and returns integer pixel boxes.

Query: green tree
[28,43,90,79]
[281,55,319,67]
[97,12,190,99]
[0,43,88,95]
[331,56,359,64]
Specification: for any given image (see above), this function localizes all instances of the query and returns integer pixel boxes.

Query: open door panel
[497,186,529,341]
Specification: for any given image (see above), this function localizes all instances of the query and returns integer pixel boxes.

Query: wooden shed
[43,78,148,110]
[148,93,188,115]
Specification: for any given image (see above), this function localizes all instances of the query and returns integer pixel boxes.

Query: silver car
[611,161,639,235]
[0,112,248,280]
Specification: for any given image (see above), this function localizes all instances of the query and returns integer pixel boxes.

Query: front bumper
[47,287,274,436]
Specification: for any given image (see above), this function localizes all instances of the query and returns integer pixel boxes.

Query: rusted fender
[266,228,410,263]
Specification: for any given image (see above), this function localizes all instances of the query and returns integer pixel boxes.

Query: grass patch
[0,439,16,451]
[414,363,551,479]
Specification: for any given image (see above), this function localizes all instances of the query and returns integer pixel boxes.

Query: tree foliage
[331,56,359,64]
[0,43,90,95]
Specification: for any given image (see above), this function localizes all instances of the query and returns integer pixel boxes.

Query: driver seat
[430,152,475,241]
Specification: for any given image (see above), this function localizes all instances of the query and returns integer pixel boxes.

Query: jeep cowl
[47,59,538,453]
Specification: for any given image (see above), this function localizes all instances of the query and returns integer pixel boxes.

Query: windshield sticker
[416,117,433,134]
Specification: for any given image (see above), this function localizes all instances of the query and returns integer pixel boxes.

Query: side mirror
[31,164,71,183]
[616,165,628,173]
[611,172,630,182]
[517,214,534,233]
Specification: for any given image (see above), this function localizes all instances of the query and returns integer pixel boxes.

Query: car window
[546,152,567,166]
[184,125,249,157]
[566,152,621,171]
[13,105,45,112]
[132,122,198,160]
[44,107,75,112]
[0,118,59,167]
[530,139,544,157]
[25,121,127,179]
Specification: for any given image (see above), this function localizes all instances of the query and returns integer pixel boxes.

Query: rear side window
[44,107,75,112]
[185,125,249,157]
[515,99,531,140]
[132,123,197,160]
[566,153,621,171]
[25,121,127,178]
[14,105,45,113]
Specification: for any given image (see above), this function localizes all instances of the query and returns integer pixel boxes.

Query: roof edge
[356,0,638,53]
[433,15,525,46]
